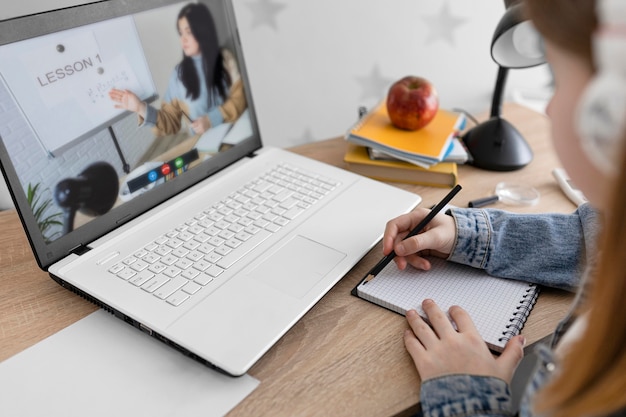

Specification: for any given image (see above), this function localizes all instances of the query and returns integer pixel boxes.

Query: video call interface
[0,1,250,244]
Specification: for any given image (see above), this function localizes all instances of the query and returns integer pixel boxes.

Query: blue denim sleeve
[447,204,600,291]
[420,374,514,417]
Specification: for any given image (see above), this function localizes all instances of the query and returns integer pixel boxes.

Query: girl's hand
[404,300,525,383]
[383,208,456,271]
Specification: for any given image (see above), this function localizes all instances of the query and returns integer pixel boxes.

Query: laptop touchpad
[251,235,346,299]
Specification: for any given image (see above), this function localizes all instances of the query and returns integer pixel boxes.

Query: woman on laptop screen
[109,2,246,138]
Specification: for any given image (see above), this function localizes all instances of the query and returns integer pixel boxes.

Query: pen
[362,184,462,284]
[468,195,499,208]
[181,109,193,123]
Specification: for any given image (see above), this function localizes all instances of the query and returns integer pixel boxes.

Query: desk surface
[0,104,576,417]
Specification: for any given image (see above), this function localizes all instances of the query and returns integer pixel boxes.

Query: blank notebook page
[355,257,538,351]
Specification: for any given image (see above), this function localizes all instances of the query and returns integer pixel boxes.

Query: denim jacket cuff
[420,374,514,417]
[447,208,491,269]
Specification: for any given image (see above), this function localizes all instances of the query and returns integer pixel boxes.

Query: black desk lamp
[461,3,546,171]
[54,162,119,235]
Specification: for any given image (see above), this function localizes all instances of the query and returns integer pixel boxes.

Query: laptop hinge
[70,244,91,256]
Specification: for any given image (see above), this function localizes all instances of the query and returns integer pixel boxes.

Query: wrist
[138,101,147,118]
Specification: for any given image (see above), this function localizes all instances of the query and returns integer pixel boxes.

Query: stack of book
[344,101,467,188]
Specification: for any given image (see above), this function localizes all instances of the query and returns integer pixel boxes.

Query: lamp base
[461,117,533,171]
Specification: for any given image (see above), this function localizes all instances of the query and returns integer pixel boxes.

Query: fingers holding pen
[383,208,435,254]
[383,208,456,271]
[382,212,416,255]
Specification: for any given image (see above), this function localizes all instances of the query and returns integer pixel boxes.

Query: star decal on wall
[422,1,467,46]
[246,0,287,31]
[355,64,395,102]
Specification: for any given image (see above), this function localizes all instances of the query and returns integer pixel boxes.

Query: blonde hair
[525,0,626,416]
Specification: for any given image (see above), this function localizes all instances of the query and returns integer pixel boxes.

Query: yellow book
[344,145,458,188]
[346,101,465,167]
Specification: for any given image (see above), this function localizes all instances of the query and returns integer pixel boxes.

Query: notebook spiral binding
[498,284,540,342]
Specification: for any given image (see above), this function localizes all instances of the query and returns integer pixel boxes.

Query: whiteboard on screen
[0,16,157,156]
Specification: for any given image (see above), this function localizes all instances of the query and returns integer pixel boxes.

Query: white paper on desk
[0,310,259,417]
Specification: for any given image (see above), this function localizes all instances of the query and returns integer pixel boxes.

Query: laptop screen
[0,0,262,269]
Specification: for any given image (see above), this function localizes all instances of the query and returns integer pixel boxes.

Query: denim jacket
[417,203,625,417]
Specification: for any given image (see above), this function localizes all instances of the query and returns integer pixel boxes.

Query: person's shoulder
[577,202,601,227]
[578,201,597,215]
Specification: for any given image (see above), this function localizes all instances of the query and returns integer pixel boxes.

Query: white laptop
[0,0,421,376]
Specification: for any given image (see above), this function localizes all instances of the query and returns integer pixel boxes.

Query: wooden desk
[0,104,576,417]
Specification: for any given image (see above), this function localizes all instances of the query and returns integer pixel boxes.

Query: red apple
[386,76,439,131]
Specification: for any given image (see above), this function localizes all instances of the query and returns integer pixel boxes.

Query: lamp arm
[490,66,509,118]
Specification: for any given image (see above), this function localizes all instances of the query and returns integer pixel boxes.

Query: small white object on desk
[552,168,587,206]
[0,310,259,417]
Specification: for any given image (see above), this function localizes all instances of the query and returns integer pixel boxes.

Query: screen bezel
[0,0,263,270]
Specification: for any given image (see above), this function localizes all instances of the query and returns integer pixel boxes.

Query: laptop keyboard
[107,162,340,307]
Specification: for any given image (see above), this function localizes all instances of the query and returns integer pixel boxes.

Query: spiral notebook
[352,257,539,352]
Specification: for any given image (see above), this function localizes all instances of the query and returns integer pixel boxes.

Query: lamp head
[491,4,545,69]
